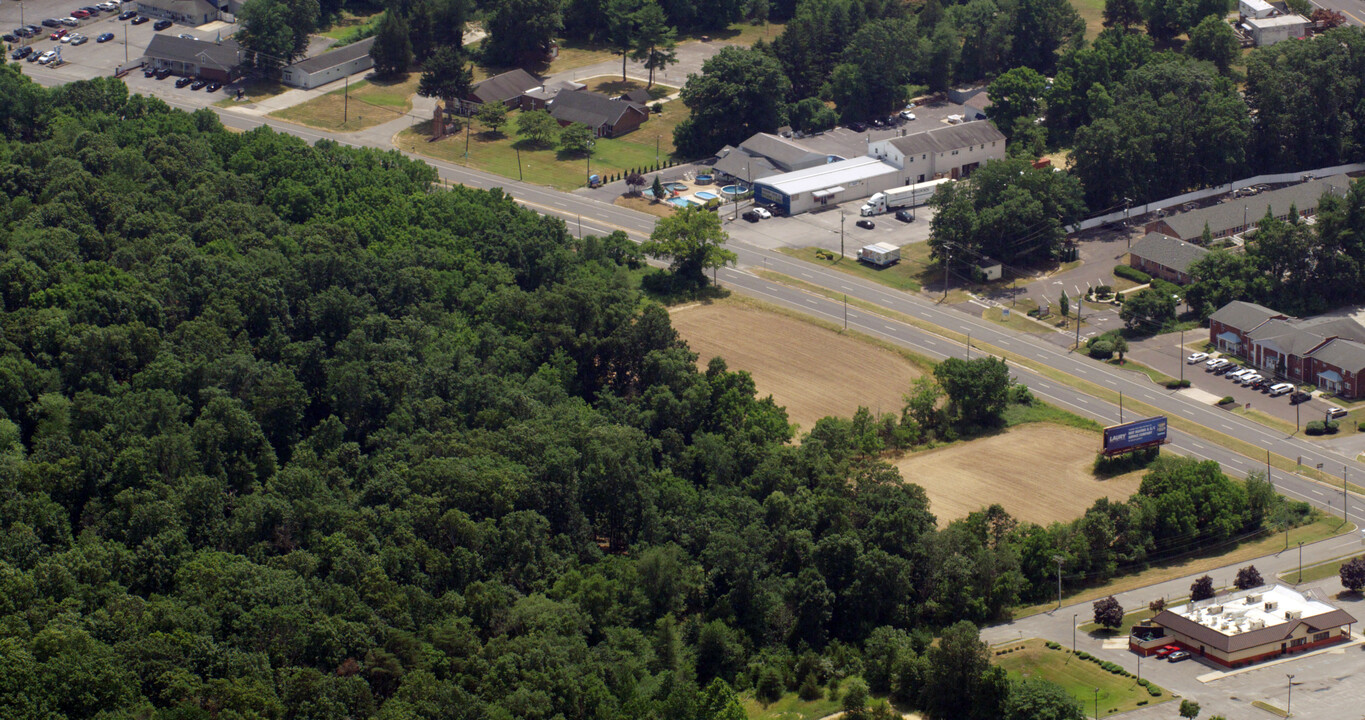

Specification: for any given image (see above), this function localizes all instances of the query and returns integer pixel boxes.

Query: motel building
[1129,584,1355,668]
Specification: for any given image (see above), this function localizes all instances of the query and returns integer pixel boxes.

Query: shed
[975,257,1002,281]
[1239,0,1274,17]
[1245,14,1310,46]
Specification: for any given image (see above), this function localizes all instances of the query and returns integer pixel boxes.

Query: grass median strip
[751,268,1363,494]
[1276,551,1364,584]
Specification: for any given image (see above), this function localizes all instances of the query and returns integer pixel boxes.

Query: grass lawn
[1014,514,1353,617]
[1105,358,1177,386]
[1276,552,1363,584]
[1231,406,1299,435]
[985,306,1054,334]
[777,243,936,293]
[995,640,1170,716]
[1078,606,1160,635]
[1069,0,1107,39]
[214,78,288,108]
[739,687,847,720]
[616,194,675,219]
[1001,401,1104,432]
[269,74,420,132]
[395,101,686,190]
[319,10,381,41]
[583,76,675,100]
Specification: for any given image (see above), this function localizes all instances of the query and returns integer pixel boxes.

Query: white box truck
[858,242,901,267]
[859,178,950,216]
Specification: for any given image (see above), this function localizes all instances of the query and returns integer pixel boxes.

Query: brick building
[1208,301,1365,397]
[1127,232,1209,284]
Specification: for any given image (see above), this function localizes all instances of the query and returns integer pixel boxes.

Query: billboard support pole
[1119,392,1123,423]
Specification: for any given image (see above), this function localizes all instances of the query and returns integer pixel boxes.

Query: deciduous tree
[1093,595,1124,628]
[1341,556,1365,592]
[476,100,508,135]
[1234,565,1263,590]
[1190,575,1216,601]
[516,109,561,146]
[674,46,790,157]
[641,205,736,287]
[370,9,412,78]
[559,122,596,155]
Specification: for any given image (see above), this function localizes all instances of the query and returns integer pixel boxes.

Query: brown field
[894,425,1144,527]
[668,300,923,432]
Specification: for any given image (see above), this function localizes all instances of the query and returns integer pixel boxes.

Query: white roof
[867,242,899,253]
[756,157,900,196]
[1171,584,1338,637]
[1240,0,1273,10]
[1247,14,1309,27]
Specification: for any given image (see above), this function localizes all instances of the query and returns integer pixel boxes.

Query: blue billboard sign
[1103,416,1168,455]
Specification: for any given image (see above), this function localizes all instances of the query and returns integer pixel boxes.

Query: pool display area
[721,185,749,196]
[643,182,690,198]
[694,191,720,201]
[667,197,703,207]
[695,175,714,184]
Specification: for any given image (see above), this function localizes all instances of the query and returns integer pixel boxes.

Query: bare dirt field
[669,300,923,432]
[893,424,1144,527]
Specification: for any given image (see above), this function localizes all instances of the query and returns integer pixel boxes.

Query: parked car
[80,6,102,14]
[894,209,915,222]
[130,15,149,24]
[1186,352,1209,364]
[96,32,113,42]
[11,46,33,60]
[61,17,80,26]
[155,67,172,79]
[70,10,90,18]
[69,34,87,44]
[118,9,137,19]
[1290,391,1312,404]
[190,78,208,90]
[143,65,158,77]
[174,75,193,88]
[1327,407,1348,420]
[50,28,68,40]
[153,19,172,30]
[855,219,875,229]
[206,81,222,92]
[37,50,58,64]
[899,110,916,121]
[1240,373,1263,386]
[26,49,42,61]
[1205,358,1229,371]
[849,121,867,132]
[1154,645,1180,658]
[2,33,18,43]
[742,210,759,222]
[60,33,74,43]
[1268,383,1295,397]
[178,33,197,40]
[97,2,119,10]
[1167,650,1191,662]
[14,27,33,38]
[752,207,771,219]
[42,18,64,28]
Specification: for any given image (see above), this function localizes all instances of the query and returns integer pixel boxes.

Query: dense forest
[0,67,1308,719]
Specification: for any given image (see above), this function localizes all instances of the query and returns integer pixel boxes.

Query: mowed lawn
[894,424,1145,527]
[779,242,937,293]
[1071,0,1107,38]
[269,73,421,132]
[995,640,1171,716]
[396,96,687,191]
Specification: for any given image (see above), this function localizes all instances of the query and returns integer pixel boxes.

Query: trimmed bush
[1147,686,1162,697]
[1115,265,1151,284]
[1045,641,1061,650]
[1306,420,1326,435]
[1138,678,1150,687]
[1165,379,1192,389]
[1218,396,1235,405]
[1089,340,1115,359]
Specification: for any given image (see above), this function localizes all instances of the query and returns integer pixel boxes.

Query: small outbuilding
[1238,0,1274,18]
[280,36,375,89]
[974,257,1002,281]
[1245,14,1310,46]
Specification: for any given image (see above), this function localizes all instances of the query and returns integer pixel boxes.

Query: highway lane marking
[1192,443,1206,451]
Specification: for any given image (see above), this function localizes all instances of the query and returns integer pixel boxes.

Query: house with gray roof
[462,69,542,112]
[1127,232,1209,284]
[1146,176,1354,242]
[1208,300,1285,355]
[142,34,244,82]
[520,80,584,111]
[546,90,648,137]
[280,37,375,89]
[867,121,1006,183]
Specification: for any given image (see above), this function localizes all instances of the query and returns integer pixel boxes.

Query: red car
[1153,644,1180,658]
[71,9,90,17]
[50,28,68,39]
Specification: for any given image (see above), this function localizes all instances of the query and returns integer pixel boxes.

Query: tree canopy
[673,46,791,157]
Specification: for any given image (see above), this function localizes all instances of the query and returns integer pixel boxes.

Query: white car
[1206,358,1229,370]
[61,17,79,26]
[1268,383,1295,397]
[59,33,73,42]
[1186,352,1209,364]
[1327,407,1349,420]
[1240,373,1263,386]
[97,1,118,9]
[900,110,916,121]
[37,50,57,64]
[1226,368,1252,380]
[752,207,771,219]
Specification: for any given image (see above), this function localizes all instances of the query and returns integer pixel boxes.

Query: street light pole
[1053,555,1065,610]
[840,212,845,259]
[516,146,523,181]
[343,75,348,125]
[1297,541,1304,583]
[1072,614,1078,654]
[1179,329,1184,384]
[1094,688,1100,720]
[1286,674,1294,717]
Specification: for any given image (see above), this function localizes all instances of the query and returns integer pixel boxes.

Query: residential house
[1207,300,1365,396]
[545,90,649,137]
[280,37,375,89]
[142,34,244,82]
[460,68,541,113]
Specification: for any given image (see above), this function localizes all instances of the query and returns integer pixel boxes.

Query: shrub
[1045,641,1061,650]
[1138,700,1148,706]
[1138,678,1150,687]
[1114,265,1151,283]
[1094,284,1113,295]
[1147,686,1163,697]
[1306,420,1326,435]
[1165,379,1191,389]
[1089,340,1115,359]
[1077,651,1091,660]
[1218,396,1235,405]
[1326,420,1340,434]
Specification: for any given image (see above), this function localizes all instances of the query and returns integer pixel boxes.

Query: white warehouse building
[753,157,903,216]
[281,37,377,89]
[868,122,1006,184]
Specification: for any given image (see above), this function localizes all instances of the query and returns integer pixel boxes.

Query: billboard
[1103,416,1168,455]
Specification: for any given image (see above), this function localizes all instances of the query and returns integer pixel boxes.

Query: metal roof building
[753,157,902,216]
[280,37,376,89]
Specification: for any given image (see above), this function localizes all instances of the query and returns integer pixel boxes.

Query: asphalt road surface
[31,72,1365,517]
[1314,0,1365,26]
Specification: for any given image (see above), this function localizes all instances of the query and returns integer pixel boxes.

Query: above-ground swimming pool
[666,197,693,207]
[694,191,720,201]
[666,182,687,191]
[720,185,749,196]
[695,175,714,185]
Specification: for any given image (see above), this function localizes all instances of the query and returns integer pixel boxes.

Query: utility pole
[1123,197,1132,249]
[843,294,848,330]
[1179,329,1184,384]
[1345,466,1350,524]
[1286,674,1294,717]
[464,117,470,158]
[1267,449,1272,487]
[577,214,582,238]
[967,332,971,359]
[1072,614,1077,653]
[1297,541,1304,583]
[1119,392,1124,423]
[516,146,523,181]
[943,249,951,302]
[343,75,348,125]
[1053,555,1065,609]
[1075,300,1082,350]
[840,213,845,259]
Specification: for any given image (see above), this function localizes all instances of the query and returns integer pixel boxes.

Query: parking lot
[2,0,236,104]
[724,198,936,254]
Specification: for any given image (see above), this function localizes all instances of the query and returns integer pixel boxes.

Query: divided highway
[68,81,1365,514]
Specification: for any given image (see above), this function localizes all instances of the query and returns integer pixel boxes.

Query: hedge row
[1114,265,1151,284]
[1306,420,1340,435]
